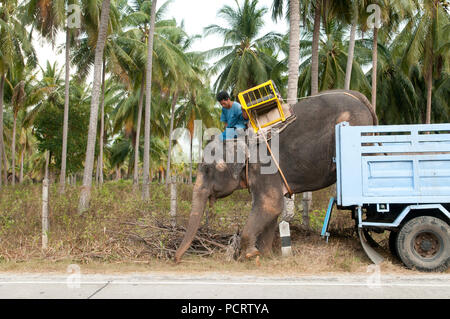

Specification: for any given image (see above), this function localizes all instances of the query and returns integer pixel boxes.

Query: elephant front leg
[257,218,279,256]
[240,188,284,259]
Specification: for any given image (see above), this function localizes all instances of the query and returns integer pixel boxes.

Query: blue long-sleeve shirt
[220,101,248,129]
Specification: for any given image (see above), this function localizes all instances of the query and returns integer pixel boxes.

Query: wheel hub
[414,232,440,258]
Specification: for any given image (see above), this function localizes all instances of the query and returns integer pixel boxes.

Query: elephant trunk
[174,179,209,263]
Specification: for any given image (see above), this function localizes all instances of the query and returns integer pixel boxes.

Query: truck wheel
[396,216,449,272]
[388,231,399,260]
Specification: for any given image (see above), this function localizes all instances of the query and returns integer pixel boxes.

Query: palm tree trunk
[95,156,100,184]
[0,73,5,186]
[133,74,145,188]
[344,19,357,90]
[142,0,158,201]
[284,0,301,223]
[78,0,111,213]
[165,90,179,186]
[11,115,16,185]
[19,146,24,183]
[115,166,120,180]
[99,57,106,185]
[189,135,193,184]
[425,59,433,124]
[311,0,321,96]
[371,27,378,111]
[60,28,71,194]
[2,138,7,184]
[304,0,321,227]
[287,0,300,104]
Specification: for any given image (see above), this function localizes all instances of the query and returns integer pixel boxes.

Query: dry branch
[120,216,238,260]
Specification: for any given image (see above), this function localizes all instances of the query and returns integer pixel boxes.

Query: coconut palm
[0,0,36,185]
[297,18,371,97]
[1,64,37,185]
[24,0,82,193]
[141,0,157,200]
[204,0,285,96]
[270,0,301,223]
[398,0,449,123]
[112,0,191,188]
[174,58,220,183]
[271,0,301,103]
[372,2,449,125]
[310,0,322,95]
[79,0,111,213]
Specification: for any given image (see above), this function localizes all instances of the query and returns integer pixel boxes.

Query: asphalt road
[0,273,449,299]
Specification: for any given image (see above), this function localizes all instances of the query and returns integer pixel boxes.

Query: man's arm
[241,107,249,120]
[223,122,228,130]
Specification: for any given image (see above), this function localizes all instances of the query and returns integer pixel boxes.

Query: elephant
[174,90,378,263]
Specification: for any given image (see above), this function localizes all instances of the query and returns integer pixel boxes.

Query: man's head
[217,91,233,109]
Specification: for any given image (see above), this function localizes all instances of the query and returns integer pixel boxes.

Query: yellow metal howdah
[238,80,286,133]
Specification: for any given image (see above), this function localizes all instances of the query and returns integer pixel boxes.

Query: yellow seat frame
[238,80,286,133]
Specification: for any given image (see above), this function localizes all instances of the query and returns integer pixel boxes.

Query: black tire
[389,231,399,260]
[396,216,449,272]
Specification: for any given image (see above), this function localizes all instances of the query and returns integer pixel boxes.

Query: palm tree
[116,0,188,188]
[271,0,301,223]
[205,0,285,96]
[10,80,26,185]
[271,0,301,104]
[0,0,36,186]
[78,0,111,212]
[297,18,371,96]
[174,60,219,183]
[310,0,322,95]
[142,0,158,200]
[163,29,199,186]
[400,0,449,124]
[372,1,449,125]
[24,0,80,193]
[5,65,37,185]
[344,5,358,90]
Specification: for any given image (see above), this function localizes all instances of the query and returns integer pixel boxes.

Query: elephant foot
[245,247,260,259]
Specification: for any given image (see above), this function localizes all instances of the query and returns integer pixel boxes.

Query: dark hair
[216,91,230,102]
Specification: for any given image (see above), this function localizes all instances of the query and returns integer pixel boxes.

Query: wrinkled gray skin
[174,90,378,263]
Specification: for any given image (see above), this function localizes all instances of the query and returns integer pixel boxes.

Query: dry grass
[0,181,447,275]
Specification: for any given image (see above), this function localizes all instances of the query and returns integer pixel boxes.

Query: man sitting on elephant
[217,91,249,140]
[174,89,378,264]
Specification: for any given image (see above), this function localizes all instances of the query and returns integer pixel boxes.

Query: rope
[281,91,360,103]
[255,117,293,197]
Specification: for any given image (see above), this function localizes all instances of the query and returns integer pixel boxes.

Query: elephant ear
[225,140,248,180]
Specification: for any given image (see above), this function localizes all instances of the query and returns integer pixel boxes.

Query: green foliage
[32,65,91,174]
[204,0,286,97]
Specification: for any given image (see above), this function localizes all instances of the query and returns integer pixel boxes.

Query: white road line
[0,281,449,287]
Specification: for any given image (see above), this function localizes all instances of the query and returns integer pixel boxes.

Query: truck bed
[335,122,450,207]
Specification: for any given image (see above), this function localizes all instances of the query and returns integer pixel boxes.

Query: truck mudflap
[358,228,384,265]
[321,197,384,264]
